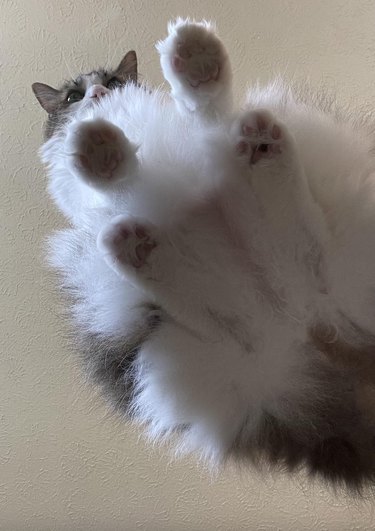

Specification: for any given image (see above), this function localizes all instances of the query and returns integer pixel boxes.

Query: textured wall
[2,1,375,529]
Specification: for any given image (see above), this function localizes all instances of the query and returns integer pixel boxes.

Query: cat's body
[38,19,375,491]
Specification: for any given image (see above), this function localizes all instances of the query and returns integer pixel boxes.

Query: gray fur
[32,50,137,139]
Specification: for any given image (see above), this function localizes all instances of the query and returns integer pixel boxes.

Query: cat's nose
[87,85,109,99]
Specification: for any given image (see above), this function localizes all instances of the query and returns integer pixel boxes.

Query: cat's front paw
[97,216,157,276]
[65,119,137,189]
[158,19,231,105]
[234,110,289,165]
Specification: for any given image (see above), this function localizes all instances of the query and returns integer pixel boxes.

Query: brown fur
[310,321,375,383]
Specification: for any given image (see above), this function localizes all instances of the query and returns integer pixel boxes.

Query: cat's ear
[32,82,61,113]
[115,51,138,83]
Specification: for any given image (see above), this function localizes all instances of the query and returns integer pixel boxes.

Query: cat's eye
[67,91,84,103]
[107,77,122,89]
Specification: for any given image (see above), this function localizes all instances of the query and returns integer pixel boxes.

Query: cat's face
[32,51,137,139]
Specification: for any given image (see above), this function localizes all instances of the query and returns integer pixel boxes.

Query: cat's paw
[65,119,137,189]
[234,110,288,165]
[97,216,157,274]
[170,26,222,88]
[158,19,230,103]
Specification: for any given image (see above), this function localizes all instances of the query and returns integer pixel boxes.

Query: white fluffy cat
[40,19,375,492]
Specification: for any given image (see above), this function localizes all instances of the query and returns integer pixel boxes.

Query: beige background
[2,0,375,529]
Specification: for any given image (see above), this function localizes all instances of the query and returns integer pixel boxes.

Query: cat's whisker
[107,38,121,70]
[62,48,75,81]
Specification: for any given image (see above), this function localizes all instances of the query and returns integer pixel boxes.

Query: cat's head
[32,50,137,139]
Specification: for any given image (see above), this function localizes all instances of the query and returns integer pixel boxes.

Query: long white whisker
[105,33,112,70]
[108,38,121,70]
[62,49,75,80]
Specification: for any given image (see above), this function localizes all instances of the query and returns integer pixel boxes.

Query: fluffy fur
[38,19,375,492]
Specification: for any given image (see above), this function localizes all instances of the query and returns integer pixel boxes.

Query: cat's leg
[97,215,219,337]
[65,118,138,190]
[233,109,306,228]
[233,109,326,231]
[232,109,328,291]
[157,19,232,118]
[97,215,187,320]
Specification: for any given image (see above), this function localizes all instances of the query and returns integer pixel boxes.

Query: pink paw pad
[68,119,128,186]
[78,151,123,180]
[171,34,222,87]
[235,111,284,165]
[88,128,117,146]
[102,219,157,270]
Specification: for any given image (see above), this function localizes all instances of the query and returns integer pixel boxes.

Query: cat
[32,50,137,139]
[36,18,375,493]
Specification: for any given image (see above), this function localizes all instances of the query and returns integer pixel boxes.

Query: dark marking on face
[32,50,138,139]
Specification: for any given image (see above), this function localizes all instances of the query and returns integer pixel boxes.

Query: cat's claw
[65,119,137,189]
[234,110,287,165]
[98,216,157,271]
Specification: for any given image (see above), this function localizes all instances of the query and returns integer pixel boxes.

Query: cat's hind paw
[65,119,137,190]
[97,216,157,276]
[233,110,289,165]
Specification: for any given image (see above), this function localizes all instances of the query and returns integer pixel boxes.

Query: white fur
[43,19,375,464]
